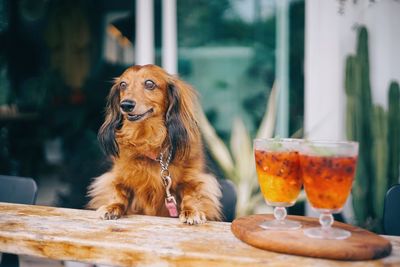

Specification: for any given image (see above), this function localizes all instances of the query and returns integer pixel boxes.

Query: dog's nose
[120,100,136,112]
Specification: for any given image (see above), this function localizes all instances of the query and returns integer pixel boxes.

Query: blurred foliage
[177,0,235,46]
[0,0,108,208]
[198,83,277,217]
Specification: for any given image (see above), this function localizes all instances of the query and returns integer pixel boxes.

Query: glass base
[304,227,351,240]
[260,219,302,230]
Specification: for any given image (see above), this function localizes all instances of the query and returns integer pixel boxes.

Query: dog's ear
[98,83,122,157]
[166,78,200,161]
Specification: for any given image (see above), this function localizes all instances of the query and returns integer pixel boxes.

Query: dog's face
[117,65,169,123]
[98,64,199,161]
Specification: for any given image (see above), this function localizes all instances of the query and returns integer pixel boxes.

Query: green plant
[344,26,400,232]
[197,83,278,217]
[371,105,388,221]
[388,81,400,187]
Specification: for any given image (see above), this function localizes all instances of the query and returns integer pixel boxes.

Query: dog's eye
[144,80,156,90]
[119,81,127,90]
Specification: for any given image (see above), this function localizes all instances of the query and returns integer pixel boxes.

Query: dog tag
[165,196,178,217]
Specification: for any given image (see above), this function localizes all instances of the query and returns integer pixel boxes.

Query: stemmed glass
[299,140,358,239]
[254,138,303,230]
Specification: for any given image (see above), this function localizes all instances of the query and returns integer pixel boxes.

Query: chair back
[383,184,400,236]
[219,179,237,222]
[0,175,37,205]
[0,175,37,267]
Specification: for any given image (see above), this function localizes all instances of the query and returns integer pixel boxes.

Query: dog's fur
[87,64,222,224]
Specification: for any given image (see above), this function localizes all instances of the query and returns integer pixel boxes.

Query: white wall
[305,0,400,140]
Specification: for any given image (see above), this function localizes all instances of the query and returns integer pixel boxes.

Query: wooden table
[0,202,399,267]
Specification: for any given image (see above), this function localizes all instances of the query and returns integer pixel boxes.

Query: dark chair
[219,179,237,222]
[383,184,400,236]
[0,175,38,267]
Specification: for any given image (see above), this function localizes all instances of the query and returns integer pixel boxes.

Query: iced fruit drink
[300,155,357,211]
[255,150,302,206]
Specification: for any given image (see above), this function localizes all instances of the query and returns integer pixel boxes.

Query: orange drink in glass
[254,138,303,230]
[299,140,358,239]
[255,150,302,205]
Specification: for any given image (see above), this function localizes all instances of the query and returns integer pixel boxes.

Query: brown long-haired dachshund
[88,64,222,224]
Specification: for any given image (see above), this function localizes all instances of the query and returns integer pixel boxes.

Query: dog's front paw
[97,204,125,220]
[179,210,207,225]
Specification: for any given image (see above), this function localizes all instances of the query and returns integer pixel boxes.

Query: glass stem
[274,206,287,222]
[319,213,334,230]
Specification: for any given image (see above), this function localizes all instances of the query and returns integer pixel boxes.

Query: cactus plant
[345,53,370,225]
[387,81,400,187]
[355,26,375,224]
[345,26,400,232]
[344,55,358,141]
[371,105,388,221]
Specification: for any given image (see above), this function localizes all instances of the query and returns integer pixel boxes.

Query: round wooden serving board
[231,214,392,261]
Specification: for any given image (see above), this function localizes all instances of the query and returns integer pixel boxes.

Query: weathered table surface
[0,202,399,267]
